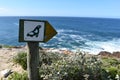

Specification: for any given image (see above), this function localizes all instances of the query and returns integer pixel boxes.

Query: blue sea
[0,16,120,54]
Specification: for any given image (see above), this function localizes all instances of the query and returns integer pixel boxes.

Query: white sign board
[24,21,45,41]
[19,19,57,42]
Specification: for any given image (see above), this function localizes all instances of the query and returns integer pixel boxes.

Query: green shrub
[39,51,104,80]
[101,57,120,79]
[107,67,118,79]
[8,72,28,80]
[102,57,120,66]
[39,51,67,65]
[13,52,27,70]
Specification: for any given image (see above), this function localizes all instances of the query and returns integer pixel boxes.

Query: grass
[8,72,28,80]
[13,52,27,70]
[2,45,14,48]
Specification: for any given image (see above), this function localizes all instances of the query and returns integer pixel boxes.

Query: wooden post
[27,42,40,80]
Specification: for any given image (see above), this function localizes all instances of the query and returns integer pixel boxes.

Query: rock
[60,50,72,55]
[98,51,112,57]
[98,51,120,58]
[112,52,120,58]
[0,69,12,78]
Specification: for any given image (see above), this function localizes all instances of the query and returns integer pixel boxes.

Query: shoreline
[0,45,120,57]
[0,44,120,55]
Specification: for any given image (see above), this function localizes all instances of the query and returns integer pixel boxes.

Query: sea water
[0,16,120,54]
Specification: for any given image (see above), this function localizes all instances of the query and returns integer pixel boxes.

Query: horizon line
[0,15,120,19]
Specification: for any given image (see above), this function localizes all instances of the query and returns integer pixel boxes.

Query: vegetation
[0,45,14,48]
[8,72,28,80]
[11,50,120,80]
[101,57,120,80]
[13,52,27,70]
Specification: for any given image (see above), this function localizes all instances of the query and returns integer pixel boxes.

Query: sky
[0,0,120,18]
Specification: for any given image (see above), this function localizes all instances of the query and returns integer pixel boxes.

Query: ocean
[0,16,120,54]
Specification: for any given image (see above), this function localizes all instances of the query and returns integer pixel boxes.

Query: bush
[102,57,120,66]
[39,51,104,80]
[39,51,67,65]
[7,72,28,80]
[101,57,120,80]
[13,52,27,70]
[107,67,118,79]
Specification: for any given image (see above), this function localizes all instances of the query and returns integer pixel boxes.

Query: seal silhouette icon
[27,25,41,37]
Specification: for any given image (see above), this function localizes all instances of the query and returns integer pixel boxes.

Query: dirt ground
[0,47,27,76]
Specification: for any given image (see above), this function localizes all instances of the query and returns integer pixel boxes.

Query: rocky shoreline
[98,51,120,58]
[0,45,120,79]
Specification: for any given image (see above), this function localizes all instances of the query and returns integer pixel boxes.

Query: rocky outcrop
[112,52,120,58]
[98,51,120,58]
[98,51,112,57]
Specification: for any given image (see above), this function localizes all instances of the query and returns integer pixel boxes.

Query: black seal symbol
[27,25,41,37]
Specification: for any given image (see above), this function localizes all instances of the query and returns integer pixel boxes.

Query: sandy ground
[0,47,27,75]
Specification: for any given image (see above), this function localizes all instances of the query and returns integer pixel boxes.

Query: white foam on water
[41,38,120,55]
[42,29,120,55]
[57,29,79,34]
[84,38,120,54]
[69,34,87,41]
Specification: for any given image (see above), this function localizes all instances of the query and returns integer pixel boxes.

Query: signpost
[19,19,57,80]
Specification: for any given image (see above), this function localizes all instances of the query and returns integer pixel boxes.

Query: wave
[42,29,120,54]
[83,38,120,54]
[57,29,79,34]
